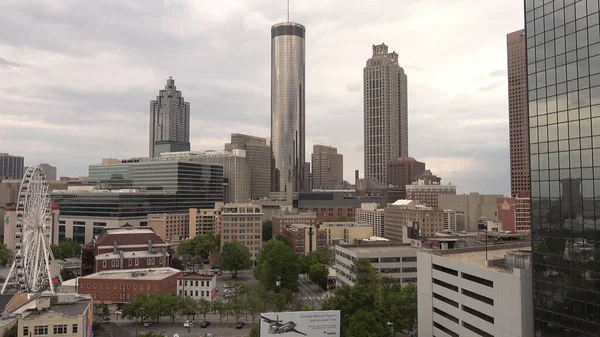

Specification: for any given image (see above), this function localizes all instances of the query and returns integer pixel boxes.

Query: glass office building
[525,0,600,335]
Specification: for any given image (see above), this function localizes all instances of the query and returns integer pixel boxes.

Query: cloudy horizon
[0,0,525,195]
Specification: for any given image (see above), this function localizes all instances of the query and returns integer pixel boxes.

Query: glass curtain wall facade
[525,0,600,335]
[270,22,306,193]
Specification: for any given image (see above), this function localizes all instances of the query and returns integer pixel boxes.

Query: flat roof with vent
[80,267,181,280]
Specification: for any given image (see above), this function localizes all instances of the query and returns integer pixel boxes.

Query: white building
[417,244,533,337]
[334,243,417,287]
[355,203,385,237]
[177,272,217,302]
[443,209,457,232]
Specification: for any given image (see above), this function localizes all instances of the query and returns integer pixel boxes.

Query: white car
[183,320,194,328]
[115,310,123,315]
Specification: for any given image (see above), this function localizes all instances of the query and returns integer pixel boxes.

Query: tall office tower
[387,157,426,188]
[0,153,24,179]
[507,29,530,197]
[311,145,343,189]
[149,77,191,158]
[364,43,408,185]
[270,22,306,193]
[525,1,600,335]
[225,134,271,200]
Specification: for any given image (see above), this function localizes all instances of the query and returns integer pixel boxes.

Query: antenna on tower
[287,0,290,22]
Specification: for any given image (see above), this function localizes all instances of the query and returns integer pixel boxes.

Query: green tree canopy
[60,268,76,281]
[254,240,300,292]
[262,220,273,241]
[51,239,81,259]
[0,243,12,267]
[308,263,329,289]
[220,240,252,278]
[335,215,349,222]
[3,324,17,337]
[196,298,212,322]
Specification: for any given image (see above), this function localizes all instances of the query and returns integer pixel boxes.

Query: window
[111,260,115,267]
[135,259,139,266]
[53,324,68,334]
[433,264,458,276]
[34,325,48,336]
[433,278,458,292]
[434,307,459,324]
[103,261,106,268]
[87,283,90,289]
[154,285,157,290]
[23,327,28,336]
[72,324,78,334]
[195,280,199,286]
[462,272,494,287]
[100,284,103,289]
[195,291,198,296]
[462,305,495,324]
[127,284,130,290]
[100,293,103,299]
[462,288,494,306]
[129,259,132,266]
[147,258,152,265]
[93,284,96,289]
[433,321,458,337]
[402,256,417,262]
[433,293,458,308]
[462,321,493,337]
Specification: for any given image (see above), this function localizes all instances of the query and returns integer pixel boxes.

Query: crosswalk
[301,295,327,301]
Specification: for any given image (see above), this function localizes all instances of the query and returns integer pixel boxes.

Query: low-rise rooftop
[337,243,415,255]
[432,242,531,274]
[80,267,181,280]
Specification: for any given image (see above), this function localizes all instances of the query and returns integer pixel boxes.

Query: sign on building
[260,310,340,336]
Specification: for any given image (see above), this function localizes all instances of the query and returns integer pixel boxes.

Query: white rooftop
[392,199,413,206]
[81,267,181,280]
[106,228,155,235]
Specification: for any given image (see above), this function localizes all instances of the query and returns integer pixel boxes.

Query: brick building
[387,157,426,188]
[281,223,327,255]
[405,180,456,209]
[81,227,171,276]
[77,267,181,304]
[148,208,220,241]
[272,211,317,237]
[497,197,531,232]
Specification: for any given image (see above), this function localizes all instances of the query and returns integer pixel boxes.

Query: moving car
[183,320,194,328]
[200,321,211,328]
[236,321,245,329]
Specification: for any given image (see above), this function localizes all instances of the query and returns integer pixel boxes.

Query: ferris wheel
[1,166,60,294]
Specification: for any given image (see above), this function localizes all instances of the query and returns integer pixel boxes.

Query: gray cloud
[0,0,523,195]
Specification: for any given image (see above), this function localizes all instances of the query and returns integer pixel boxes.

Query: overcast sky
[1,0,525,195]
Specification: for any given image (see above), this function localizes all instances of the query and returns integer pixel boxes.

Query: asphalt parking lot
[111,321,252,337]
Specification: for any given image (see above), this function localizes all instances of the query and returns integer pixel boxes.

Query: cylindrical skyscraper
[270,22,306,193]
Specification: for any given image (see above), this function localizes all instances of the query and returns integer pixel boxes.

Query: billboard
[260,310,340,336]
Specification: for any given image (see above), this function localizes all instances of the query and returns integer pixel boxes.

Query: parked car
[200,321,211,328]
[236,321,245,329]
[183,320,194,328]
[143,321,152,327]
[115,310,123,315]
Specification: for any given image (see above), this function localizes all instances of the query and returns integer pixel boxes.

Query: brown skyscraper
[507,29,529,197]
[225,133,271,200]
[311,145,343,189]
[387,157,425,188]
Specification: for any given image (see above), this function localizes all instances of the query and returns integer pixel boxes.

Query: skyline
[0,0,525,195]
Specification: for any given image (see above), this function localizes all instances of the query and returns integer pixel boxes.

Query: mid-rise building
[3,202,60,249]
[149,77,191,158]
[355,203,385,237]
[281,223,327,255]
[272,211,317,238]
[25,163,57,181]
[438,193,503,232]
[387,157,425,189]
[384,200,445,241]
[319,222,373,245]
[334,243,417,287]
[311,145,343,189]
[80,227,171,276]
[417,244,532,337]
[405,179,456,209]
[157,150,250,203]
[216,203,262,260]
[271,22,306,194]
[0,153,23,180]
[443,209,457,232]
[177,272,217,302]
[507,29,529,198]
[14,293,93,337]
[77,267,181,303]
[225,133,271,200]
[497,197,531,232]
[148,208,220,241]
[363,43,408,185]
[297,191,387,223]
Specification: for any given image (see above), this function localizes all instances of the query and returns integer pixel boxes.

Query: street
[111,321,251,337]
[298,275,328,309]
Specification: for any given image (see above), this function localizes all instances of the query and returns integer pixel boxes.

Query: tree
[176,232,220,269]
[161,294,180,323]
[249,324,260,337]
[196,298,212,322]
[262,220,273,241]
[230,296,245,322]
[300,304,314,311]
[254,240,300,292]
[51,239,81,259]
[274,234,292,248]
[298,254,317,275]
[220,241,252,278]
[0,243,12,267]
[345,310,388,337]
[212,300,227,323]
[335,215,349,222]
[3,324,17,337]
[308,263,329,289]
[60,268,76,281]
[178,296,197,321]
